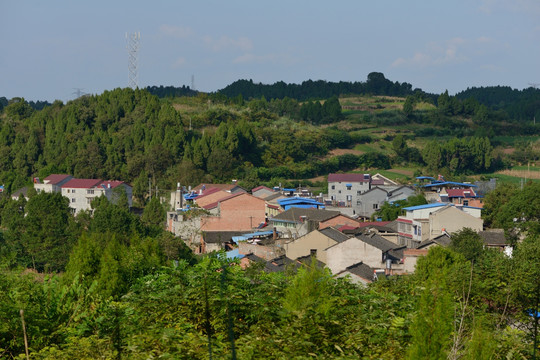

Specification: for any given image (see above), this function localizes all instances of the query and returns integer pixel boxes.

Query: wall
[238,240,286,260]
[429,207,483,238]
[325,237,383,274]
[201,193,266,232]
[328,181,370,205]
[284,230,337,264]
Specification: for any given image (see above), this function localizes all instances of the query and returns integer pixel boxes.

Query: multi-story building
[61,178,132,214]
[327,173,372,207]
[396,203,483,248]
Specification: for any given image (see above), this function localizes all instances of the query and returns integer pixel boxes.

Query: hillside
[0,83,539,200]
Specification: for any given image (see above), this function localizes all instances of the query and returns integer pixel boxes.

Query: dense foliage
[0,232,538,359]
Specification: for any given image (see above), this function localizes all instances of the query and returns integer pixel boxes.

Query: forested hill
[456,85,540,121]
[217,72,417,101]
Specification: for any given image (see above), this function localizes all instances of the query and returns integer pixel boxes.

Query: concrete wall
[429,206,483,238]
[325,238,383,274]
[61,184,132,214]
[284,230,337,264]
[238,240,286,260]
[354,188,388,217]
[328,181,370,205]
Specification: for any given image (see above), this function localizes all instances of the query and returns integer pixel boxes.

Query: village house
[61,178,133,214]
[325,233,407,275]
[396,203,483,248]
[327,173,372,206]
[34,174,73,194]
[284,227,350,264]
[270,208,360,239]
[251,185,275,199]
[334,262,377,285]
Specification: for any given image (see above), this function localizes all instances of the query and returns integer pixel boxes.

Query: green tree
[22,192,73,271]
[449,228,485,262]
[402,96,414,117]
[141,196,166,229]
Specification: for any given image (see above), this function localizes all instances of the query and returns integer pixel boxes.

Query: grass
[373,168,415,182]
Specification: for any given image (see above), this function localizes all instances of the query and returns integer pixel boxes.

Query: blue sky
[1,0,539,102]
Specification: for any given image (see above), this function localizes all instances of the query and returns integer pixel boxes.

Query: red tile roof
[62,178,103,189]
[328,173,370,182]
[356,221,392,228]
[194,187,222,199]
[446,188,476,198]
[100,180,128,189]
[43,174,72,185]
[202,192,243,210]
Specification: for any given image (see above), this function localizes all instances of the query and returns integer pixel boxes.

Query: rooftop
[271,208,341,223]
[62,178,103,189]
[328,173,370,183]
[402,202,448,211]
[43,174,72,185]
[319,227,350,243]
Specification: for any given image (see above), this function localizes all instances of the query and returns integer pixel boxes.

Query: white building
[60,178,132,214]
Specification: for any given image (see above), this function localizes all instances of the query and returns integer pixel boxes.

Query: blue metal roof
[284,204,320,210]
[232,231,274,242]
[278,197,323,206]
[282,188,296,192]
[416,176,436,180]
[226,248,245,260]
[403,203,448,211]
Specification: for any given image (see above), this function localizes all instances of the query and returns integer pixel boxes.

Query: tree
[392,135,409,160]
[22,192,73,271]
[141,196,166,229]
[512,234,540,358]
[449,228,484,262]
[402,96,414,117]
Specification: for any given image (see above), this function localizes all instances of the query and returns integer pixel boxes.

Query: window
[346,195,352,201]
[66,189,70,194]
[463,200,469,206]
[338,190,341,194]
[331,185,335,190]
[357,199,361,205]
[87,189,94,195]
[357,191,362,195]
[72,189,76,193]
[373,203,379,209]
[346,185,352,190]
[71,198,76,203]
[87,198,93,204]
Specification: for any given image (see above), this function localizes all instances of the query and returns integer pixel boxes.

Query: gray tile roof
[343,262,375,282]
[202,231,244,244]
[416,233,451,249]
[356,233,400,252]
[319,227,350,243]
[479,229,507,246]
[271,208,341,223]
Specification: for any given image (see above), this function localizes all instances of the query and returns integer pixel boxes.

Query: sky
[1,0,540,103]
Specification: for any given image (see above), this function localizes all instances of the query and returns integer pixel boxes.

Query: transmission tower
[126,32,140,89]
[72,88,87,99]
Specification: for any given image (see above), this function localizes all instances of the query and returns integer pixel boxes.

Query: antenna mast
[126,32,140,89]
